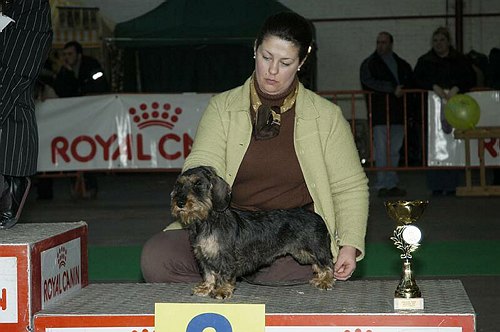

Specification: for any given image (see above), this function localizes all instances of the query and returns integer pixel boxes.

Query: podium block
[34,279,475,331]
[0,222,88,332]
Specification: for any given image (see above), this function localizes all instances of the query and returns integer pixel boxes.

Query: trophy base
[394,297,424,310]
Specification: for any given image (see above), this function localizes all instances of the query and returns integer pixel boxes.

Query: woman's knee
[140,230,201,283]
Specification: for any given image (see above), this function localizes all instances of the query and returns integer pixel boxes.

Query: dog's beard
[171,195,212,226]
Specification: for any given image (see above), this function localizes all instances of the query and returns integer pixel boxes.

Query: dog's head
[171,166,231,226]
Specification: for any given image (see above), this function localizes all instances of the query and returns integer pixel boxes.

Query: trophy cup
[385,200,428,310]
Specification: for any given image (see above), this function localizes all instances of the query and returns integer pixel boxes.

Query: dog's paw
[309,268,335,290]
[193,282,212,297]
[310,275,336,290]
[210,289,233,299]
[210,283,235,299]
[310,266,335,290]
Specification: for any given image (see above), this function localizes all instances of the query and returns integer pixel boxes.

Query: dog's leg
[291,249,316,265]
[193,271,216,297]
[310,263,335,290]
[210,270,236,299]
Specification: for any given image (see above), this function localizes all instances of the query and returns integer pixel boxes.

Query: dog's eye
[194,180,202,187]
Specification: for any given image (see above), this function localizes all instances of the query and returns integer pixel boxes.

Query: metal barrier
[319,89,429,171]
[39,88,496,198]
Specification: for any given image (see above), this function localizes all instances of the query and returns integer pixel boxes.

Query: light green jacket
[168,77,369,261]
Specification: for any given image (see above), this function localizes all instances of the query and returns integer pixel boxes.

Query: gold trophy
[385,200,428,310]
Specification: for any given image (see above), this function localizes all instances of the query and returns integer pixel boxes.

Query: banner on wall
[36,93,212,172]
[427,90,500,166]
[35,91,500,172]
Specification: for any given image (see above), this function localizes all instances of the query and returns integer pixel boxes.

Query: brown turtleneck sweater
[230,78,313,211]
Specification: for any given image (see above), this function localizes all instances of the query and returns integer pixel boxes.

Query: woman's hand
[432,84,447,99]
[334,245,357,280]
[446,86,460,99]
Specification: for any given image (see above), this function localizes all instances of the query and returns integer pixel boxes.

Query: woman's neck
[254,75,298,106]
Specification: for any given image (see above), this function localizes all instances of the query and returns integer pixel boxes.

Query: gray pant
[373,124,404,189]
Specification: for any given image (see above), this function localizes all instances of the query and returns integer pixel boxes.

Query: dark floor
[21,170,500,331]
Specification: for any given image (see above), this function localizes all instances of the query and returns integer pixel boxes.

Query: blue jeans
[373,125,404,189]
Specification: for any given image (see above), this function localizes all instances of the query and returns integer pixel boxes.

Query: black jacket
[414,48,476,92]
[54,55,109,97]
[360,51,414,126]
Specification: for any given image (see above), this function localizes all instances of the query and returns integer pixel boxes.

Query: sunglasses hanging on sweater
[250,76,299,140]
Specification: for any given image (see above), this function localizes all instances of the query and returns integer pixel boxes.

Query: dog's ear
[209,171,231,212]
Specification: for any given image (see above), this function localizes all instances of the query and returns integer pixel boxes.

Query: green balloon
[444,94,481,130]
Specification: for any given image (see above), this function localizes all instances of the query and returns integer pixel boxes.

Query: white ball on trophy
[402,225,422,245]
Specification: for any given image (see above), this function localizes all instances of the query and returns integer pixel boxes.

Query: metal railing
[37,88,484,183]
[319,89,430,171]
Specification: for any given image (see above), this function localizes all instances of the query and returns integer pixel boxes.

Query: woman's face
[432,33,450,57]
[254,35,302,95]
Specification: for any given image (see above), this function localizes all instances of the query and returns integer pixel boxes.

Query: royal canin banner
[36,94,212,171]
[35,91,500,172]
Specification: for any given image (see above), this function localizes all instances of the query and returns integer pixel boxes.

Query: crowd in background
[33,26,500,198]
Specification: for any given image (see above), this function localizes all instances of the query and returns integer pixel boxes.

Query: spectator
[360,31,414,197]
[414,26,476,196]
[0,0,52,229]
[53,41,110,198]
[466,49,489,88]
[54,41,109,97]
[489,47,500,89]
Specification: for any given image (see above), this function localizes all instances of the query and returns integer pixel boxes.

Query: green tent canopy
[111,0,316,93]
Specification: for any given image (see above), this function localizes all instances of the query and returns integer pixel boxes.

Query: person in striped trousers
[0,0,52,229]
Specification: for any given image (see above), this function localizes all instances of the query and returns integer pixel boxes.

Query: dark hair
[432,26,452,44]
[255,12,313,62]
[64,41,83,55]
[378,31,394,43]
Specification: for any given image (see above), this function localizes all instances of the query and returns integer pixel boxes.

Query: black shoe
[0,176,31,230]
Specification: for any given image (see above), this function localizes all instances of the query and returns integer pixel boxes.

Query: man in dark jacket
[0,0,52,229]
[53,40,109,198]
[54,40,109,97]
[360,31,414,197]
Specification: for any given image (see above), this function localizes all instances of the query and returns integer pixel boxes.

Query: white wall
[279,0,500,91]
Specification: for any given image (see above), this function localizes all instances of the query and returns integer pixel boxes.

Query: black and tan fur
[171,166,335,299]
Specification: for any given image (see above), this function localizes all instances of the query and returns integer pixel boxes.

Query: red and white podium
[33,279,475,331]
[1,222,476,331]
[0,222,88,332]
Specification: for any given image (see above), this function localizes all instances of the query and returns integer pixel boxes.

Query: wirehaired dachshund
[171,166,335,299]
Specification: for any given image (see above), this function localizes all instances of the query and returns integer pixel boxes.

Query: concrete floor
[20,170,500,331]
